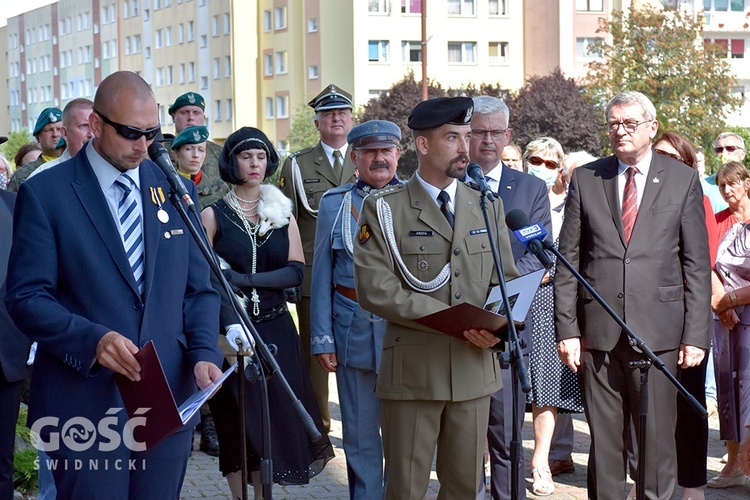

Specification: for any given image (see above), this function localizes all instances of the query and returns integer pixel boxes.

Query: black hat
[407,97,474,131]
[220,127,280,182]
[308,84,353,112]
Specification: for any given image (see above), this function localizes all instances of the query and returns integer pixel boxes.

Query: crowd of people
[1,72,750,500]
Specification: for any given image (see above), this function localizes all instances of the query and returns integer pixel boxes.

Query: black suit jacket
[0,189,31,383]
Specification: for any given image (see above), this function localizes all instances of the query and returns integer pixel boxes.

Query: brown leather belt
[335,284,358,302]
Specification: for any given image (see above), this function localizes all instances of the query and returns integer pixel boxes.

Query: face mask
[528,165,558,188]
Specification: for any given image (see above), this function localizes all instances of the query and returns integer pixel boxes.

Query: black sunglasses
[528,156,559,170]
[714,145,744,154]
[93,108,161,141]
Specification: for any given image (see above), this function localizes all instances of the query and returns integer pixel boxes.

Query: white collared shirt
[85,140,143,227]
[484,163,503,192]
[617,149,652,210]
[416,172,458,215]
[320,141,349,170]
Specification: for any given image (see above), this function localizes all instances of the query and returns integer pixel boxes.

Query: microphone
[505,209,553,269]
[147,141,195,208]
[466,162,495,202]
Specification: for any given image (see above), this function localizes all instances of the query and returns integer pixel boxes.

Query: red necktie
[622,166,639,243]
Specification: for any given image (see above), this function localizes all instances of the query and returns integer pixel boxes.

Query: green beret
[168,92,205,114]
[171,126,209,150]
[55,136,66,149]
[33,107,63,136]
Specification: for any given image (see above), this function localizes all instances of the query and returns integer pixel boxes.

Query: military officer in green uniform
[7,107,63,191]
[164,92,224,182]
[171,125,228,209]
[353,97,519,499]
[278,84,357,431]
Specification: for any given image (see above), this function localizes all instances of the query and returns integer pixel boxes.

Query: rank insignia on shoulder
[279,177,286,188]
[359,224,372,245]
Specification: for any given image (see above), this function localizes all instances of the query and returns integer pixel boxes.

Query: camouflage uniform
[7,156,45,192]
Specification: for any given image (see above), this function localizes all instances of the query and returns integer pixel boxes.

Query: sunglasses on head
[653,148,685,163]
[714,145,744,154]
[94,109,161,141]
[528,156,559,170]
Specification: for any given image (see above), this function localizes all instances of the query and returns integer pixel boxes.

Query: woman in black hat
[202,127,334,499]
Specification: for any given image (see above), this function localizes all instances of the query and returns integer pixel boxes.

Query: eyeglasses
[607,120,652,134]
[527,156,559,170]
[93,109,161,141]
[653,148,685,163]
[714,145,744,154]
[470,129,508,141]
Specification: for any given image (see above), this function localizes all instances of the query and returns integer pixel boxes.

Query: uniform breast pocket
[465,235,494,283]
[304,182,329,209]
[399,236,446,282]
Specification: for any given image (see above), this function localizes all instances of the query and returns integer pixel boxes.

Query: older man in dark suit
[0,188,33,500]
[555,91,711,499]
[5,71,223,499]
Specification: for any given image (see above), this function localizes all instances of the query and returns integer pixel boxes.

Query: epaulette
[288,146,314,158]
[369,183,404,199]
[321,183,355,200]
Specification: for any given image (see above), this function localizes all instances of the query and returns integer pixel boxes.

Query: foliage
[361,71,447,178]
[287,104,320,154]
[506,68,605,155]
[585,6,740,157]
[1,130,35,166]
[13,406,37,494]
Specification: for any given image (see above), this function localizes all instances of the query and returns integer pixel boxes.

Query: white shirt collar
[320,141,349,168]
[416,172,458,210]
[86,140,141,193]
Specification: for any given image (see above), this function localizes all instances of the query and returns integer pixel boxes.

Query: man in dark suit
[5,71,223,499]
[0,188,33,500]
[555,91,711,499]
[469,95,553,499]
[278,84,357,432]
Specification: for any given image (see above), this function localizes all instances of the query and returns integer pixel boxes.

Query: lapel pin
[506,185,512,190]
[653,178,660,183]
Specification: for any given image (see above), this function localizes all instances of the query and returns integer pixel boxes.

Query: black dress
[208,198,334,485]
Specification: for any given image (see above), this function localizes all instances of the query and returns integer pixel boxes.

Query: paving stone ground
[180,376,750,500]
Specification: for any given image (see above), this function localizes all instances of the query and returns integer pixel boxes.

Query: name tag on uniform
[409,230,434,236]
[469,228,488,235]
[304,179,320,183]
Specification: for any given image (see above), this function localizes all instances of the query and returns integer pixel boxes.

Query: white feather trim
[257,184,292,236]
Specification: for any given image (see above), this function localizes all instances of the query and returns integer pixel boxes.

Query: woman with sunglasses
[521,137,583,496]
[171,125,227,209]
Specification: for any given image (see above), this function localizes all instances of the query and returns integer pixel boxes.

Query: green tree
[585,6,740,155]
[286,104,320,155]
[361,71,446,178]
[505,68,605,155]
[1,130,34,166]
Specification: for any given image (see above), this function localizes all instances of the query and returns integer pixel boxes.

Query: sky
[0,0,57,27]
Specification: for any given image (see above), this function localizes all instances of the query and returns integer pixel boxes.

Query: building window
[368,0,389,13]
[274,7,287,29]
[180,63,186,84]
[166,65,173,85]
[575,0,604,12]
[178,24,184,43]
[308,17,318,32]
[224,13,231,34]
[187,21,195,42]
[731,38,745,58]
[226,99,232,121]
[263,10,272,32]
[156,67,165,87]
[447,0,475,16]
[213,58,220,79]
[488,42,509,64]
[124,1,130,18]
[214,100,221,122]
[401,0,422,14]
[368,40,390,62]
[145,46,151,59]
[576,37,603,59]
[225,56,231,77]
[133,35,141,53]
[265,97,274,119]
[200,35,208,48]
[402,40,422,62]
[133,0,139,16]
[165,27,172,46]
[188,62,195,82]
[155,29,163,48]
[308,65,319,79]
[488,0,508,16]
[201,76,208,89]
[276,95,289,118]
[212,15,220,36]
[447,41,477,63]
[264,53,273,76]
[275,51,288,74]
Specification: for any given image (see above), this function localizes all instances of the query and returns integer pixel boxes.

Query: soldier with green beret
[277,84,357,432]
[7,107,63,191]
[172,125,228,209]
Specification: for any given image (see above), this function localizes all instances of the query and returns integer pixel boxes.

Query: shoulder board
[321,183,354,200]
[369,183,405,199]
[289,146,314,158]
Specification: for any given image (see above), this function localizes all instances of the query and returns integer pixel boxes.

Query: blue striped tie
[114,175,144,294]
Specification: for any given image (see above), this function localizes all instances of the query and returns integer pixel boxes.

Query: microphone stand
[165,190,322,500]
[541,240,706,500]
[476,193,531,500]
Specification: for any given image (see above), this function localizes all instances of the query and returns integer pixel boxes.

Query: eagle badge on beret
[187,93,196,104]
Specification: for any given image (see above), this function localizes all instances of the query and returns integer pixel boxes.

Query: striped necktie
[114,174,144,294]
[622,166,639,243]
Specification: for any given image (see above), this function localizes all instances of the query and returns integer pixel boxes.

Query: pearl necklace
[225,190,262,315]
